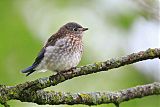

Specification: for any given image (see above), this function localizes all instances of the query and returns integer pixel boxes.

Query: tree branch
[0,48,160,106]
[16,48,160,91]
[0,82,160,106]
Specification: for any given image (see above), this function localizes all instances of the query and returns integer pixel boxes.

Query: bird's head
[59,22,88,37]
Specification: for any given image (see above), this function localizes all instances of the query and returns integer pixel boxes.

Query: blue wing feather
[21,48,45,76]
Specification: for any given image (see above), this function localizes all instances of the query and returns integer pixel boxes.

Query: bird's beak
[77,28,88,31]
[82,28,88,31]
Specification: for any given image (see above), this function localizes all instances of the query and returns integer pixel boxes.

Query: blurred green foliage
[109,12,138,30]
[0,0,159,107]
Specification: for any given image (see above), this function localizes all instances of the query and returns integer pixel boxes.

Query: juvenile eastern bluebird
[21,22,88,76]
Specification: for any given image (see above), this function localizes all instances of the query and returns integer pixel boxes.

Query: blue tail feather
[21,65,36,76]
[21,66,34,73]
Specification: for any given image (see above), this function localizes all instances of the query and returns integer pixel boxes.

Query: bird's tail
[21,65,36,76]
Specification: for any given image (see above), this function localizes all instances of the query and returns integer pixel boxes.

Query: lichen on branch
[0,82,160,106]
[16,48,160,91]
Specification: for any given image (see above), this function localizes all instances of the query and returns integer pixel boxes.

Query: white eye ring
[73,28,77,31]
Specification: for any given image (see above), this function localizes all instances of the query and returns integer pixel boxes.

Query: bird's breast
[37,37,83,72]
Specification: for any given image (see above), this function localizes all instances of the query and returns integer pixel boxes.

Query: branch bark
[0,82,160,106]
[0,48,160,106]
[16,48,160,91]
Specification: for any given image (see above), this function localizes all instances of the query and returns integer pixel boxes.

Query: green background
[0,0,159,107]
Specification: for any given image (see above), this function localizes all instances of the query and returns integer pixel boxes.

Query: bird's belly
[48,51,81,71]
[36,46,82,72]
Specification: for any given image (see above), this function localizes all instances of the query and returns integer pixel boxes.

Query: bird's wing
[45,32,66,47]
[32,47,45,67]
[21,47,45,76]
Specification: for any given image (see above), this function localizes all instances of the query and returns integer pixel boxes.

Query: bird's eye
[73,28,77,31]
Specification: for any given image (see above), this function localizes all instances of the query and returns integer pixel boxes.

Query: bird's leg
[55,71,62,75]
[56,70,68,77]
[55,67,77,79]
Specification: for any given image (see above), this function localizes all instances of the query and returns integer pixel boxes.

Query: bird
[21,22,88,76]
